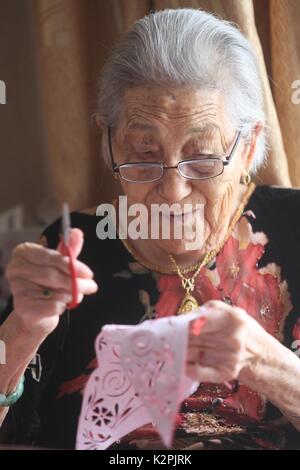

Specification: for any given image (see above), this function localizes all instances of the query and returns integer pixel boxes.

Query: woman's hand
[186,299,267,384]
[6,228,98,338]
[186,300,300,432]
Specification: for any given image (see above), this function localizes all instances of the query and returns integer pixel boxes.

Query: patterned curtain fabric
[33,0,300,209]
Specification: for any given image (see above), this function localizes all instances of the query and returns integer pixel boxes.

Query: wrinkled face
[108,86,255,255]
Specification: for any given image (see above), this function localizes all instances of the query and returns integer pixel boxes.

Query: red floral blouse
[1,186,300,449]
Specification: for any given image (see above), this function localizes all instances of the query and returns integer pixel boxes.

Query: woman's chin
[156,238,206,257]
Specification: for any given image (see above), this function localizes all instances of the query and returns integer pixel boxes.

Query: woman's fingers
[12,277,96,302]
[13,284,87,322]
[186,363,224,383]
[57,228,84,259]
[76,277,98,295]
[186,359,238,383]
[8,264,98,295]
[9,264,72,292]
[12,242,75,276]
[197,301,246,335]
[69,259,95,279]
[10,253,94,280]
[6,231,98,337]
[11,232,92,279]
[187,348,239,368]
[13,242,68,270]
[185,300,251,384]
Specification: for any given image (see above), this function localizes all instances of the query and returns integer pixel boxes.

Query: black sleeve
[0,217,68,446]
[249,186,300,350]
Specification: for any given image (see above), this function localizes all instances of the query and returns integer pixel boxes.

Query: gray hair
[97,8,268,173]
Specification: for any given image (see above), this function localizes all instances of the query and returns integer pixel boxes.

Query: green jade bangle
[0,375,25,406]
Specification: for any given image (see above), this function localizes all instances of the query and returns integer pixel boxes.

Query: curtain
[33,0,300,210]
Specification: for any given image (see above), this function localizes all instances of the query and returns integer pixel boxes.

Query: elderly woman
[0,8,300,450]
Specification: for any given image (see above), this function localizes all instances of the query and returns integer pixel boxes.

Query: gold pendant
[177,293,199,314]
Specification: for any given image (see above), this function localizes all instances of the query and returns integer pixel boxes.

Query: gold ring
[42,288,52,298]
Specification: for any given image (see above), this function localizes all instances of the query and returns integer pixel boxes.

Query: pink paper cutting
[76,311,204,450]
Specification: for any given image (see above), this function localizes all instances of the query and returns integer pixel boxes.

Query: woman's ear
[241,123,263,175]
[101,131,111,167]
[95,116,112,166]
[95,115,105,132]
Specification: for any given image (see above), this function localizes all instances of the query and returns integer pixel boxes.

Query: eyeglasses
[108,125,241,184]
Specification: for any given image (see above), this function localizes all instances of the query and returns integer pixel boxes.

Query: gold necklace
[169,251,211,314]
[117,182,255,276]
[168,182,256,314]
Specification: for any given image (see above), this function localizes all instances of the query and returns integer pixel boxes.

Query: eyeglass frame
[107,125,242,183]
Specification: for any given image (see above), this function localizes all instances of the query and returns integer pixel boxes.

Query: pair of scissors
[60,203,78,310]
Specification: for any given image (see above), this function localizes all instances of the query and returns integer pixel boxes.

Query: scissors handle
[59,240,78,310]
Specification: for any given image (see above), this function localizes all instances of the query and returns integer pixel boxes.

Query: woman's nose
[157,167,192,203]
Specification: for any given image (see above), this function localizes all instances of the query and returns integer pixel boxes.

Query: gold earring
[241,174,251,185]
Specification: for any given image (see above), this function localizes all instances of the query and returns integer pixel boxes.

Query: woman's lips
[161,208,202,221]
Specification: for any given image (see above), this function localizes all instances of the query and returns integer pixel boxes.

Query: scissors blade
[62,202,71,246]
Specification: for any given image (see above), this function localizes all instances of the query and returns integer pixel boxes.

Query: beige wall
[0,0,56,226]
